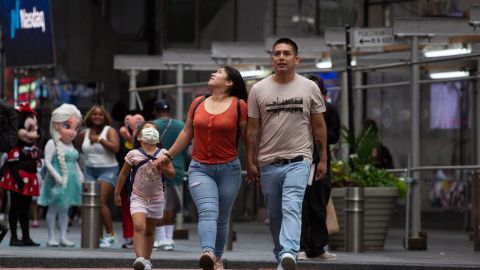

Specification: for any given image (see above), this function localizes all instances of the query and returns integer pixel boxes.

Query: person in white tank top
[75,105,120,248]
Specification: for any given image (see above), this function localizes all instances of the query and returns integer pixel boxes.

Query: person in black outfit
[361,119,394,169]
[299,75,340,260]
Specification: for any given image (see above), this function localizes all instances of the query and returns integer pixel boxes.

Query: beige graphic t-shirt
[248,74,326,166]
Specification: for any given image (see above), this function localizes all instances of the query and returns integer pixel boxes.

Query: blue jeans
[260,160,310,260]
[188,158,242,256]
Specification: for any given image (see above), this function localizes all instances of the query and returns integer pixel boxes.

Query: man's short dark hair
[272,38,298,55]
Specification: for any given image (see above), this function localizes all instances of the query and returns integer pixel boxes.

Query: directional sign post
[352,27,396,48]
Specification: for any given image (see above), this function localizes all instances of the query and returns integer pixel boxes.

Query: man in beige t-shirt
[247,38,328,270]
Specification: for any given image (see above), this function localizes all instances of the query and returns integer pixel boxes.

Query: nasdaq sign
[2,0,54,67]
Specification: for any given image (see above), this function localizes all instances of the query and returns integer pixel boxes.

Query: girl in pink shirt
[114,122,175,270]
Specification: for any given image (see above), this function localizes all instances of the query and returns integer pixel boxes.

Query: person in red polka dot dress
[0,103,40,246]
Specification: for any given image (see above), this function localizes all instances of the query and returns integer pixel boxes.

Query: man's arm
[311,112,328,181]
[246,117,261,183]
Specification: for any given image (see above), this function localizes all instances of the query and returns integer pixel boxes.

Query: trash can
[81,182,101,248]
[345,186,364,252]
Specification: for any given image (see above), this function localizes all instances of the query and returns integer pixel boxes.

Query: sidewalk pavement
[0,220,479,269]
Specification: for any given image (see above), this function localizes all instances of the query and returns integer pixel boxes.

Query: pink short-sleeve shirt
[125,148,165,201]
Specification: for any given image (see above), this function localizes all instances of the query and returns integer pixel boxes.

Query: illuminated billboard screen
[1,0,55,67]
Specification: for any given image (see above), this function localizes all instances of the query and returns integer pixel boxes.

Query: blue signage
[1,0,55,67]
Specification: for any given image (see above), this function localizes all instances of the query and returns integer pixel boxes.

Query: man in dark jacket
[299,75,340,260]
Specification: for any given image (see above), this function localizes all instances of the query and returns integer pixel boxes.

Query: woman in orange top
[156,66,247,270]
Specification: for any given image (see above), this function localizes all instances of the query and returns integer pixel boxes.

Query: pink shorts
[130,194,164,219]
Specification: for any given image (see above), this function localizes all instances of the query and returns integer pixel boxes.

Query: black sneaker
[22,238,41,247]
[10,237,24,246]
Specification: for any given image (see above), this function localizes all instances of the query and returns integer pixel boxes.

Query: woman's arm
[246,117,261,183]
[92,127,120,154]
[74,130,86,152]
[167,116,194,157]
[239,120,247,148]
[156,116,194,167]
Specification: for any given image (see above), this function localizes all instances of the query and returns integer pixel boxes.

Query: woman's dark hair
[223,65,248,102]
[362,118,379,134]
[307,74,327,96]
[133,121,162,149]
[83,105,112,128]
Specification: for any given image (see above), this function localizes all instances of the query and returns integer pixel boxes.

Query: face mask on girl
[140,127,159,144]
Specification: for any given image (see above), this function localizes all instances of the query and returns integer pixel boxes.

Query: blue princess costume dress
[38,142,82,208]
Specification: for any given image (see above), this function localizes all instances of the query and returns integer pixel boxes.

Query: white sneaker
[153,239,168,249]
[46,240,59,247]
[280,253,296,270]
[133,257,146,270]
[99,234,117,248]
[163,244,174,251]
[317,250,337,261]
[297,251,307,260]
[144,259,152,270]
[59,238,75,247]
[163,240,175,251]
[122,238,134,249]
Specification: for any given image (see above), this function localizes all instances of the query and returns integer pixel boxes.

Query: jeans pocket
[227,159,240,170]
[188,160,201,173]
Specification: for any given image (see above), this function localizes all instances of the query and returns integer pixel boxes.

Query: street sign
[352,27,395,48]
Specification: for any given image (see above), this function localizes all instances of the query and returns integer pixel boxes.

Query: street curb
[1,257,479,270]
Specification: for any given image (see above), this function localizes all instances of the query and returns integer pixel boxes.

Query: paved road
[0,220,479,270]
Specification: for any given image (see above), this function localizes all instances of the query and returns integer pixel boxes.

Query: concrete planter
[329,187,399,251]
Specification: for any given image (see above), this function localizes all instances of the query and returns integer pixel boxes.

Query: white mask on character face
[141,127,159,144]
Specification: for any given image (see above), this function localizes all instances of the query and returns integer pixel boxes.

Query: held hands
[246,162,260,184]
[154,155,171,171]
[315,160,327,181]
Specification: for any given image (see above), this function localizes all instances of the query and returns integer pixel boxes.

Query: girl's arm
[114,162,132,207]
[159,159,175,179]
